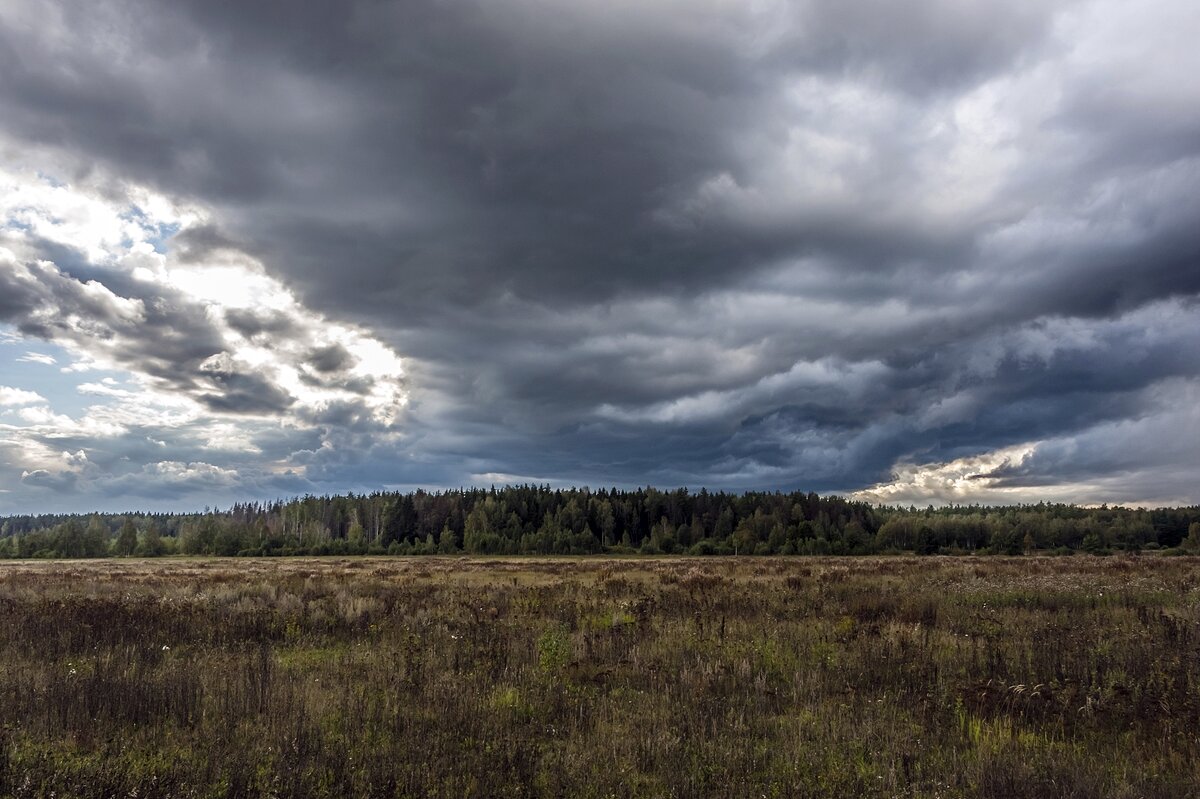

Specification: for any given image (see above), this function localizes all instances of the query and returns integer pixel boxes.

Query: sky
[1,0,1198,514]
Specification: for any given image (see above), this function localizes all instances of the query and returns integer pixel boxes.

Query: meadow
[0,555,1197,798]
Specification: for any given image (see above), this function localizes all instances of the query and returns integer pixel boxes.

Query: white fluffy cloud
[0,164,407,509]
[0,386,45,406]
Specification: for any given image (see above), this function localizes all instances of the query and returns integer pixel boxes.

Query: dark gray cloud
[1,0,1198,509]
[19,468,78,491]
[306,343,356,375]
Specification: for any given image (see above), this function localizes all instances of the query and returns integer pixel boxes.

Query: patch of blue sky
[32,171,66,189]
[0,325,131,418]
[120,205,180,254]
[3,216,32,233]
[145,220,180,254]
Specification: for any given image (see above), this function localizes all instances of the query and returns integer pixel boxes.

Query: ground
[1,555,1198,798]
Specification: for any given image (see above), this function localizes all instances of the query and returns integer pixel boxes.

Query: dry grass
[1,555,1198,798]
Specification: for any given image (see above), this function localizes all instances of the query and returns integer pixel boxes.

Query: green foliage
[347,520,366,549]
[914,525,938,555]
[536,626,571,677]
[989,529,1024,556]
[114,520,139,557]
[139,522,166,557]
[1181,522,1200,553]
[1081,532,1110,555]
[2,488,1198,559]
[437,522,458,554]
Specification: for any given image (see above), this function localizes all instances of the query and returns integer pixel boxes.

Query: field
[0,556,1198,798]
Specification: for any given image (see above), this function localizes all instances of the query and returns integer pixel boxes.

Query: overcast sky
[1,0,1198,513]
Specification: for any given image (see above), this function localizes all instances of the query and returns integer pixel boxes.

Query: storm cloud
[0,0,1198,510]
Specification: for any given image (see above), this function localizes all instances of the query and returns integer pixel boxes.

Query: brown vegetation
[0,556,1198,797]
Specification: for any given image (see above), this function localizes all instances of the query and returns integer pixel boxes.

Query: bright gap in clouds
[853,376,1200,508]
[0,163,408,511]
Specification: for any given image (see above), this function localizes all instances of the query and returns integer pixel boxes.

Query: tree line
[2,485,1199,559]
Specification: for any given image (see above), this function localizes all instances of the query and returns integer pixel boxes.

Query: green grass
[0,555,1198,797]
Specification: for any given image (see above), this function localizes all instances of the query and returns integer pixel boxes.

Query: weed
[0,556,1196,797]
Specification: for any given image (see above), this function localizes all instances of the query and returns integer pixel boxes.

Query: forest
[2,486,1199,559]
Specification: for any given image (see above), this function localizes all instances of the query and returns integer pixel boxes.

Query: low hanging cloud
[0,0,1198,510]
[856,377,1200,507]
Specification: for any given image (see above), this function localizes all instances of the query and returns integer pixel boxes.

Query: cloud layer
[0,163,406,508]
[1,0,1198,510]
